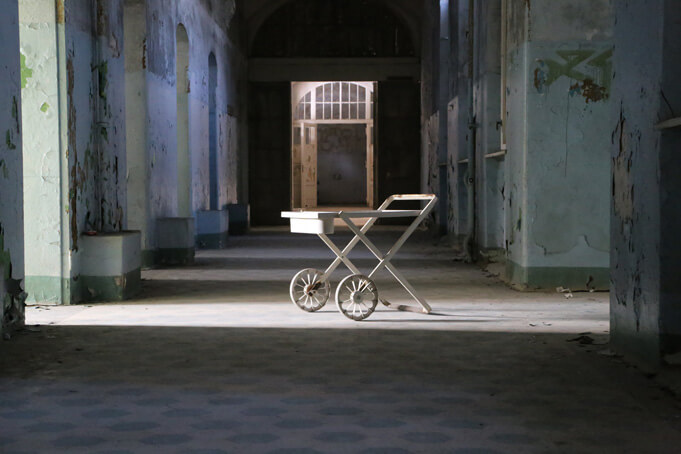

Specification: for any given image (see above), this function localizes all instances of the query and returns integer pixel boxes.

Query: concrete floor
[1,228,680,453]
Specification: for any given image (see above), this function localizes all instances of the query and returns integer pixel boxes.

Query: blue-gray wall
[610,0,681,366]
[0,2,25,335]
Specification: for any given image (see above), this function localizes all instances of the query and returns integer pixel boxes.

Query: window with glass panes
[294,82,373,121]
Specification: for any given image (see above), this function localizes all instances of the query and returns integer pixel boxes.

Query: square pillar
[80,232,141,301]
[226,203,249,235]
[195,210,229,249]
[157,217,195,265]
[503,0,612,290]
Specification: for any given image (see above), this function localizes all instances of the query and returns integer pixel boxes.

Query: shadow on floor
[1,325,679,453]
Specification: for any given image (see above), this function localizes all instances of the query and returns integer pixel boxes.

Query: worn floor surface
[1,228,680,453]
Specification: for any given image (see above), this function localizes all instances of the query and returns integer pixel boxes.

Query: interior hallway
[2,229,680,453]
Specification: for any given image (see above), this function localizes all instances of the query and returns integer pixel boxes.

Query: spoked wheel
[335,274,379,321]
[290,268,330,312]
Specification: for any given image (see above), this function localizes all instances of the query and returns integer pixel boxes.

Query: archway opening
[291,81,375,210]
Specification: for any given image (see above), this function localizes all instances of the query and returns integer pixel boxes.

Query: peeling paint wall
[473,1,503,251]
[65,0,100,276]
[447,0,473,239]
[144,0,240,255]
[420,0,438,203]
[421,0,612,287]
[124,0,150,254]
[21,0,243,300]
[1,3,25,336]
[94,0,127,232]
[504,0,612,289]
[610,0,681,366]
[20,0,71,304]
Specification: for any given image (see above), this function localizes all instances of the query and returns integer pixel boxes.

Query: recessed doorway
[291,81,375,209]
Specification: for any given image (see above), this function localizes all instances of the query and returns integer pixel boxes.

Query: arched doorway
[291,82,375,209]
[247,0,421,225]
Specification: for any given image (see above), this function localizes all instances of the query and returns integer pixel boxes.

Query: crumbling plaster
[0,3,25,335]
[143,0,240,254]
[610,0,681,366]
[20,0,71,303]
[21,0,243,302]
[503,0,612,287]
[421,0,612,288]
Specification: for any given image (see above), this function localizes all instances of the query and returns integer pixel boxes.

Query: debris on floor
[556,286,574,298]
[567,335,595,344]
[586,275,596,292]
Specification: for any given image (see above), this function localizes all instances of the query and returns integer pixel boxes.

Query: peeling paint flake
[20,53,33,90]
[569,78,608,103]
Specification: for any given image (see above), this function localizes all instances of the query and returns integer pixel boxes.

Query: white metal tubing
[382,264,432,313]
[289,194,437,314]
[317,209,383,278]
[339,213,386,267]
[318,233,361,276]
[339,212,432,313]
[381,196,438,265]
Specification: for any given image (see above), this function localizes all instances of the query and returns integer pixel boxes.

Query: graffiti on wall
[534,48,613,102]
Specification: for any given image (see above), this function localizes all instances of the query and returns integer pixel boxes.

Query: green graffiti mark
[5,130,16,150]
[534,48,613,100]
[0,160,7,179]
[40,102,50,113]
[516,208,522,232]
[20,53,33,90]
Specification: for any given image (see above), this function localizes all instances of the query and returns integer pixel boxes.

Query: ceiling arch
[241,0,422,57]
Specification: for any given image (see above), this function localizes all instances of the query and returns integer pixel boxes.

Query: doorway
[317,124,366,205]
[290,82,375,209]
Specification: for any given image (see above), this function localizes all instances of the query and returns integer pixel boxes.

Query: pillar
[0,1,25,335]
[503,0,613,289]
[610,0,681,367]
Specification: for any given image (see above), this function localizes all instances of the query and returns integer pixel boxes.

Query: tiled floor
[1,228,680,453]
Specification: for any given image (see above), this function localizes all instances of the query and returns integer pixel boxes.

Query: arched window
[293,82,373,121]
